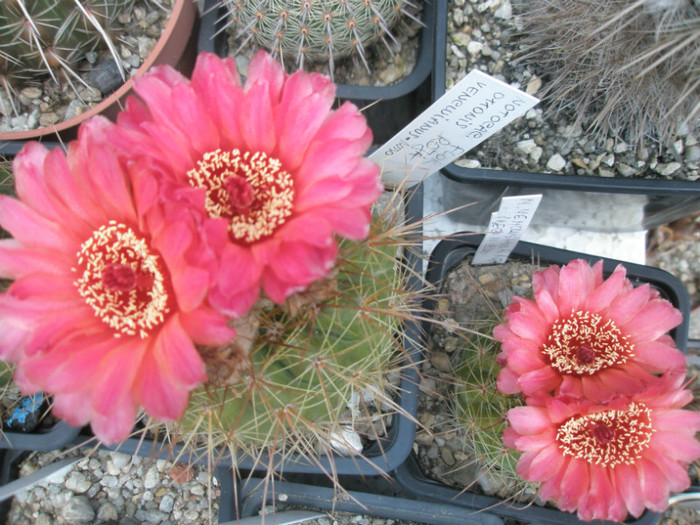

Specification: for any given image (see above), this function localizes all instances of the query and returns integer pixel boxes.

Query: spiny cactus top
[0,0,132,108]
[227,0,419,74]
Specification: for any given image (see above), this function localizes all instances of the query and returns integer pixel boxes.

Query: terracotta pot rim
[0,0,196,142]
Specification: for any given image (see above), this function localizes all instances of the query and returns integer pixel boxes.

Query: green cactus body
[181,211,412,460]
[453,323,535,499]
[0,0,133,93]
[227,0,414,73]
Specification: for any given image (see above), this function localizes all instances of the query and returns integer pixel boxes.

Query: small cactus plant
[453,325,535,500]
[513,0,700,147]
[225,0,420,77]
[159,195,424,474]
[0,0,133,115]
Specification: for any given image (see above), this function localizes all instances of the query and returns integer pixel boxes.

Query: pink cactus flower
[110,51,383,316]
[494,259,685,400]
[0,120,235,444]
[503,373,700,522]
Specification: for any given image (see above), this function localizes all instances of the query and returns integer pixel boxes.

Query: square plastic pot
[221,472,504,525]
[393,233,693,525]
[431,0,700,232]
[197,0,436,145]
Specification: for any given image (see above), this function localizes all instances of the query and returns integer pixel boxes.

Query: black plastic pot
[1,420,81,453]
[71,188,425,478]
[227,472,504,525]
[431,0,700,232]
[394,234,693,525]
[197,0,436,145]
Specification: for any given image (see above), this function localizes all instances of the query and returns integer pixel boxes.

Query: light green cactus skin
[0,0,133,85]
[227,0,412,69]
[454,327,533,497]
[182,217,407,454]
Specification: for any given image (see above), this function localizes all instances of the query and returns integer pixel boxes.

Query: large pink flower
[0,119,235,444]
[504,373,700,522]
[494,259,685,400]
[109,51,382,316]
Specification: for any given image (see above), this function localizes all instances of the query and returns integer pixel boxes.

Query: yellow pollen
[556,402,655,467]
[542,310,634,376]
[187,149,295,244]
[74,221,169,338]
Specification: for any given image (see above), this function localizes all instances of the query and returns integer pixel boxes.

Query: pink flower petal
[614,463,645,518]
[90,397,138,445]
[518,366,562,396]
[151,317,207,388]
[633,338,687,373]
[526,443,566,479]
[583,263,627,313]
[622,298,683,342]
[557,259,596,315]
[507,406,550,435]
[179,308,236,346]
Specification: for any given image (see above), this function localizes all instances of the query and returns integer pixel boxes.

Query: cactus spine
[0,0,133,113]
[226,0,419,77]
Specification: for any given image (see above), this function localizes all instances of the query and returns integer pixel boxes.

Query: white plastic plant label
[371,70,539,187]
[472,194,543,265]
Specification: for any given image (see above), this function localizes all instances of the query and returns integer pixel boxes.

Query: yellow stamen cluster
[187,149,295,244]
[74,221,169,338]
[542,310,634,376]
[556,402,655,467]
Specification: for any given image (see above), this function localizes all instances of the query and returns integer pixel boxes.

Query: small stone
[600,153,615,167]
[467,41,484,56]
[38,112,60,127]
[546,153,567,171]
[88,59,124,95]
[62,495,95,524]
[155,487,168,497]
[169,463,195,483]
[65,471,92,494]
[673,139,684,156]
[598,167,615,177]
[100,475,119,488]
[96,502,119,522]
[525,75,541,95]
[685,144,700,162]
[378,66,401,84]
[190,485,206,496]
[616,163,637,177]
[450,32,471,48]
[653,162,682,177]
[35,513,52,525]
[613,142,629,154]
[516,139,537,156]
[441,447,456,466]
[430,352,452,373]
[329,428,363,456]
[415,431,435,446]
[110,452,131,471]
[453,9,464,26]
[144,465,160,489]
[159,494,175,513]
[494,0,513,19]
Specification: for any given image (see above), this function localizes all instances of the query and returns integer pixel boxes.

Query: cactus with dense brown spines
[225,0,420,77]
[0,0,133,114]
[513,0,700,147]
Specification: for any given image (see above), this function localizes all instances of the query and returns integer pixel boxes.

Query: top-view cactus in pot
[0,0,133,117]
[225,0,421,78]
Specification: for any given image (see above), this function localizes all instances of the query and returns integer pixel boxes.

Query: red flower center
[556,402,655,467]
[542,310,634,376]
[187,148,295,244]
[74,222,170,338]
